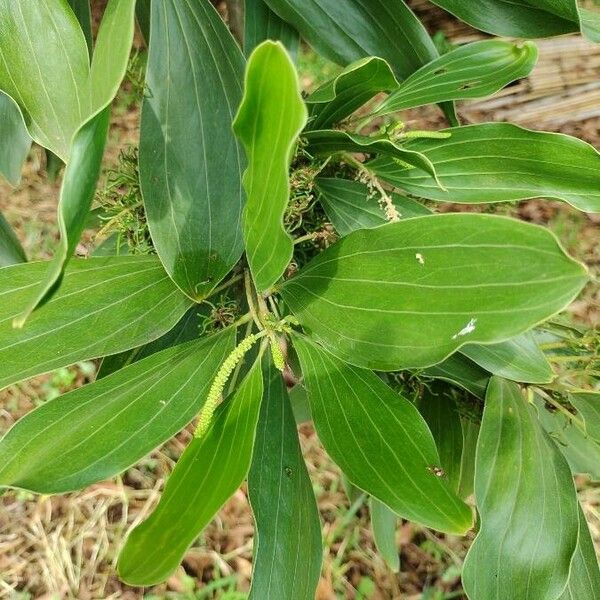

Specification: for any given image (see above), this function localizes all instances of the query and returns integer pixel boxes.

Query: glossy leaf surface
[0,329,234,493]
[0,92,31,186]
[244,0,299,59]
[0,257,192,390]
[248,363,321,600]
[307,58,398,131]
[141,0,245,301]
[234,41,306,291]
[0,211,26,267]
[316,177,430,236]
[281,214,588,370]
[118,360,264,586]
[375,40,537,115]
[293,335,473,534]
[463,378,579,600]
[462,333,554,384]
[370,123,600,213]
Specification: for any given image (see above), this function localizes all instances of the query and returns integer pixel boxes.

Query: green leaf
[281,214,588,371]
[303,130,440,184]
[316,177,430,236]
[233,41,306,292]
[306,58,398,131]
[422,353,490,399]
[370,123,600,214]
[97,307,202,379]
[430,0,599,41]
[141,0,246,301]
[293,335,473,535]
[0,257,192,390]
[0,211,26,267]
[558,507,600,600]
[244,0,300,60]
[369,497,399,573]
[14,108,110,326]
[570,392,600,442]
[118,359,264,586]
[463,378,579,600]
[248,362,322,600]
[418,387,464,493]
[535,395,600,481]
[0,0,91,161]
[135,0,151,44]
[374,40,537,115]
[462,333,554,384]
[0,92,31,186]
[0,328,235,494]
[67,0,92,55]
[457,418,479,500]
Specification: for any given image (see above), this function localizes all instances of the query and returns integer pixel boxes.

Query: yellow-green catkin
[194,333,259,438]
[270,337,286,372]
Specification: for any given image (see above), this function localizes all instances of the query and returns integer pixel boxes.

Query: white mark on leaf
[415,253,425,265]
[452,318,477,340]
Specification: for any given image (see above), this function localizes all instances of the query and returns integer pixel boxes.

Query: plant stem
[207,272,244,298]
[244,270,263,330]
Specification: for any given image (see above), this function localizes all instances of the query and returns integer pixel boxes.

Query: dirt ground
[0,5,599,600]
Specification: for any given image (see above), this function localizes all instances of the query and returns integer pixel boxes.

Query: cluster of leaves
[0,1,600,599]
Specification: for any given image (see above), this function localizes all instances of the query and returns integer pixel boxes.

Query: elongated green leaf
[370,123,600,214]
[141,0,245,301]
[370,497,399,573]
[559,507,600,600]
[535,393,600,481]
[570,392,600,441]
[422,354,490,399]
[457,418,479,500]
[244,0,299,59]
[136,0,151,44]
[304,130,440,184]
[0,92,31,186]
[374,41,537,115]
[430,0,600,41]
[97,307,202,379]
[307,58,398,131]
[118,359,264,586]
[316,177,430,236]
[0,257,192,390]
[234,41,306,292]
[248,362,321,600]
[14,108,110,326]
[67,0,92,55]
[418,387,463,493]
[462,333,554,384]
[293,335,473,534]
[0,0,91,161]
[0,211,26,267]
[463,378,579,600]
[281,214,588,371]
[0,329,234,493]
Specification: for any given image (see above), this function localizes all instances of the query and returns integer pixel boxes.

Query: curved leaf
[316,177,430,236]
[559,507,600,600]
[374,40,538,115]
[67,0,92,55]
[0,92,31,186]
[0,211,26,267]
[570,392,600,442]
[0,257,192,390]
[422,353,490,399]
[462,332,554,384]
[135,0,151,44]
[303,130,440,184]
[234,41,306,292]
[281,214,588,371]
[293,335,473,535]
[244,0,300,60]
[307,57,398,131]
[248,362,321,600]
[370,497,399,573]
[141,0,246,301]
[370,123,600,214]
[463,378,579,600]
[118,359,264,586]
[0,328,234,494]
